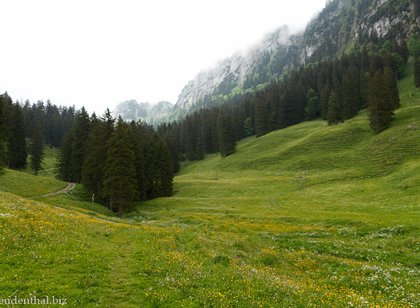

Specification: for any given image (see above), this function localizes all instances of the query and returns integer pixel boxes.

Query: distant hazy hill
[113,100,173,124]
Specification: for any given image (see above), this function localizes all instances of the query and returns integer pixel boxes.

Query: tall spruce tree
[243,117,254,136]
[319,84,331,120]
[304,89,320,120]
[368,71,394,134]
[128,121,146,199]
[327,91,342,125]
[30,119,44,175]
[254,93,270,137]
[341,66,361,119]
[383,65,400,110]
[0,94,7,170]
[408,34,420,88]
[217,110,236,157]
[82,112,114,202]
[154,135,173,197]
[58,132,74,181]
[103,117,137,215]
[70,107,90,182]
[7,103,27,169]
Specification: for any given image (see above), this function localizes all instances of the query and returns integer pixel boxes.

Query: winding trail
[32,182,76,198]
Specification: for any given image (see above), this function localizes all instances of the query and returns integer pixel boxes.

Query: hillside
[173,0,419,116]
[0,70,419,306]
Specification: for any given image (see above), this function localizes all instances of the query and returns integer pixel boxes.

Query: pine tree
[164,133,180,174]
[70,107,90,182]
[82,115,112,202]
[184,115,204,161]
[415,57,420,88]
[143,135,156,199]
[319,84,331,120]
[304,89,320,120]
[243,117,254,136]
[368,71,394,134]
[408,35,420,88]
[154,135,173,197]
[192,116,204,160]
[128,121,146,199]
[383,66,400,110]
[7,103,27,169]
[327,91,342,125]
[30,119,44,175]
[0,94,7,170]
[217,110,236,157]
[103,117,137,215]
[341,66,361,119]
[58,132,74,181]
[254,93,270,137]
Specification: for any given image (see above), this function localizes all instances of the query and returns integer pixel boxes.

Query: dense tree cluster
[408,34,420,87]
[58,110,173,215]
[0,95,173,215]
[0,94,76,174]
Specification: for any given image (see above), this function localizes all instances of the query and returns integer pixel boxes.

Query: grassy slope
[0,71,419,306]
[0,147,65,197]
[0,169,66,198]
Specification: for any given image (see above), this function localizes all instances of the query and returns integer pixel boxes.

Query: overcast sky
[0,0,326,114]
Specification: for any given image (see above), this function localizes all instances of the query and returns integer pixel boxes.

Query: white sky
[0,0,326,114]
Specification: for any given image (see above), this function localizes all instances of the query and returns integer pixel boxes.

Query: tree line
[0,95,76,174]
[57,109,174,215]
[0,97,174,215]
[159,40,412,165]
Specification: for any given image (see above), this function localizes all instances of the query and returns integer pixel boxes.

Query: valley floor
[0,73,419,306]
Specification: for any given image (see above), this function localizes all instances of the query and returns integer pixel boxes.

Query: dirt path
[32,182,76,198]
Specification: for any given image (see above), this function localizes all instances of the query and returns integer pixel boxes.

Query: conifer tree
[243,117,254,136]
[319,84,331,120]
[7,103,27,169]
[254,93,270,137]
[383,66,400,110]
[304,89,320,120]
[341,66,361,119]
[415,59,420,88]
[128,121,146,199]
[82,113,113,202]
[154,135,173,196]
[0,94,7,170]
[327,91,342,125]
[164,134,181,174]
[30,119,44,175]
[192,117,204,160]
[70,107,90,182]
[408,34,420,88]
[184,115,204,161]
[368,71,394,134]
[103,117,137,215]
[217,110,236,157]
[58,132,74,181]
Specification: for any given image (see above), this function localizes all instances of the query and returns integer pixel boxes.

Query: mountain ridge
[117,0,419,123]
[172,0,419,116]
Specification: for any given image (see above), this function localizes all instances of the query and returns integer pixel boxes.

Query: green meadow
[0,71,419,306]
